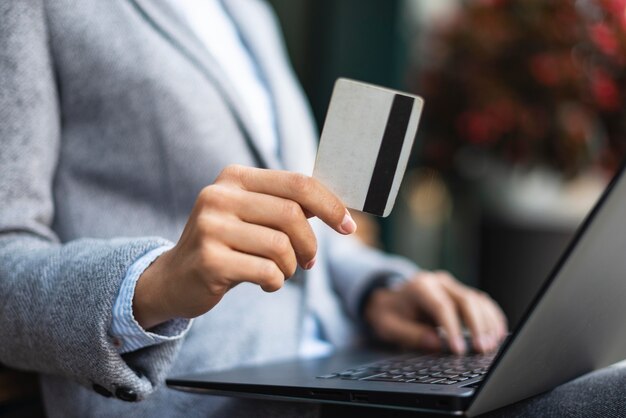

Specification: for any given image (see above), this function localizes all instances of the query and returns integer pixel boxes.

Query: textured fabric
[0,0,421,416]
[167,0,279,159]
[111,245,191,354]
[483,362,626,418]
[0,0,184,402]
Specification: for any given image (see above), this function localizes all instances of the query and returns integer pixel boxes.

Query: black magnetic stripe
[363,94,414,216]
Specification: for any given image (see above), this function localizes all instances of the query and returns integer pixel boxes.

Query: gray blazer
[0,1,416,417]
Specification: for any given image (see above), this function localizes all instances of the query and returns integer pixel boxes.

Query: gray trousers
[482,364,626,417]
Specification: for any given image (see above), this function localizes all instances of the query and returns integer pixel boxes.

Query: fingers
[195,183,317,268]
[375,312,442,351]
[170,165,358,323]
[437,275,491,352]
[201,243,286,293]
[449,288,490,352]
[228,190,318,268]
[474,293,508,348]
[217,165,357,235]
[437,272,507,353]
[365,274,507,356]
[408,275,466,354]
[202,214,298,278]
[481,293,508,342]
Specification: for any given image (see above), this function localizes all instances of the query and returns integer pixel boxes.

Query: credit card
[313,78,424,217]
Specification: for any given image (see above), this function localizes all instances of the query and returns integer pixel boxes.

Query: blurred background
[268,0,626,329]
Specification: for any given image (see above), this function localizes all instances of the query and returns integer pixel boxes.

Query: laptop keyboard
[317,353,495,386]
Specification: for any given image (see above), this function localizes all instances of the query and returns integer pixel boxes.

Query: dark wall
[267,0,409,128]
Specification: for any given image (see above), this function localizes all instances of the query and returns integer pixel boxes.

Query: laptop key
[340,372,377,380]
[316,374,338,379]
[434,380,457,385]
[413,377,441,384]
[368,376,410,383]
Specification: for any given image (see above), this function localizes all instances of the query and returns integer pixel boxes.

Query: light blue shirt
[110,246,191,354]
[109,0,333,357]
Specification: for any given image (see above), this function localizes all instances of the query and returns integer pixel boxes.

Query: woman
[0,1,506,416]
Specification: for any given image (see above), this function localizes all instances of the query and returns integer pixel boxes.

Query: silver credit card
[313,78,424,217]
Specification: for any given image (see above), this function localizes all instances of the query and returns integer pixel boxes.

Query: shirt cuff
[110,245,192,354]
[356,273,410,318]
[347,255,420,320]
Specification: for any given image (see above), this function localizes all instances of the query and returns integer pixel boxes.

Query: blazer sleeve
[322,226,420,321]
[0,1,182,401]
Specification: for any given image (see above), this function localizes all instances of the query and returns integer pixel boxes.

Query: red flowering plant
[416,0,626,178]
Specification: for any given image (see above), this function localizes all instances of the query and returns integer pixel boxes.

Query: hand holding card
[313,78,423,217]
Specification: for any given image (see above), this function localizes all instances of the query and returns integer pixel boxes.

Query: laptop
[167,162,626,416]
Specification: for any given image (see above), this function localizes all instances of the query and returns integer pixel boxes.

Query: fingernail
[338,209,357,235]
[452,336,466,354]
[305,257,316,270]
[480,335,491,352]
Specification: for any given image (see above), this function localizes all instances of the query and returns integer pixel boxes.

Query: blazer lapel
[222,0,319,175]
[127,0,283,170]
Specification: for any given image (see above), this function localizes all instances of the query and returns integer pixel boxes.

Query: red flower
[589,23,620,57]
[598,0,626,32]
[418,0,626,176]
[591,70,621,111]
[600,0,626,15]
